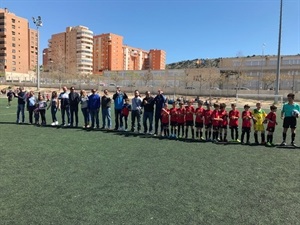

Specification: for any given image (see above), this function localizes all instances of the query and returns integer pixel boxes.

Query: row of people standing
[16,86,168,136]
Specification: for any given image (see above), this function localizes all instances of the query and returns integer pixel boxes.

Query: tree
[261,72,276,90]
[141,69,153,87]
[110,71,123,86]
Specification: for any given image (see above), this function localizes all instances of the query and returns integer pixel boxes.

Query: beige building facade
[44,26,93,77]
[219,55,300,90]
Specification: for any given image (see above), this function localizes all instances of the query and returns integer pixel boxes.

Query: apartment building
[44,26,93,76]
[93,33,123,74]
[123,45,149,71]
[0,8,37,81]
[149,49,166,70]
[93,32,166,75]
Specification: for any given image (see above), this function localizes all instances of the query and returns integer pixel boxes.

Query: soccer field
[0,99,300,225]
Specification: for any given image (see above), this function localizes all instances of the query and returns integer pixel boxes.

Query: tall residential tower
[0,8,37,81]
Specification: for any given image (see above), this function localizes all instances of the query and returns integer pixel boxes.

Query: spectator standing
[154,89,167,135]
[26,91,38,124]
[47,91,59,126]
[131,90,142,132]
[113,86,128,130]
[14,87,26,124]
[69,86,80,127]
[36,94,47,126]
[80,90,90,128]
[141,91,154,134]
[7,89,14,108]
[88,89,101,129]
[58,86,70,126]
[280,93,300,146]
[101,89,112,129]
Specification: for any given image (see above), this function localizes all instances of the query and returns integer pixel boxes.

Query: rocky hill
[166,58,221,69]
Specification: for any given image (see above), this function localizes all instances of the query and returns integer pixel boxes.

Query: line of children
[154,100,281,146]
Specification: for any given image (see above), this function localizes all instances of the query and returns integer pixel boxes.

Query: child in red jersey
[241,104,253,144]
[169,101,178,138]
[219,103,228,142]
[121,98,131,131]
[161,103,170,137]
[195,100,205,140]
[185,99,195,139]
[177,101,186,138]
[211,103,222,142]
[264,105,278,146]
[204,102,213,141]
[229,103,240,142]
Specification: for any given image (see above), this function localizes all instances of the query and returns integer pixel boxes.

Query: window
[12,31,15,35]
[12,37,15,41]
[12,61,16,65]
[12,25,15,29]
[12,19,15,23]
[12,43,16,47]
[12,55,16,59]
[12,49,16,53]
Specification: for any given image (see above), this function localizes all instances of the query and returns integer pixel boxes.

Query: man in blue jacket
[88,89,101,129]
[113,86,127,130]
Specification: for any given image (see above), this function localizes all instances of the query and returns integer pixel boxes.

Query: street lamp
[275,0,283,103]
[32,16,43,90]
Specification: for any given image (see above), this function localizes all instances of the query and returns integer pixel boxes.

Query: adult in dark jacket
[69,86,80,127]
[14,87,26,123]
[141,91,155,134]
[88,89,101,129]
[153,89,167,135]
[112,86,128,130]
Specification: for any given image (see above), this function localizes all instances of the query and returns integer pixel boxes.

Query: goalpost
[236,93,284,108]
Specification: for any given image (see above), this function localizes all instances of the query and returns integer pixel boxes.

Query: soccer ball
[292,109,300,118]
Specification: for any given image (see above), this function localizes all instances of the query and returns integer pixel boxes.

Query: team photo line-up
[8,86,300,147]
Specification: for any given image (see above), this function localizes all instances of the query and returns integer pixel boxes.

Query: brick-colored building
[149,49,166,70]
[93,32,166,75]
[93,33,124,74]
[0,8,37,81]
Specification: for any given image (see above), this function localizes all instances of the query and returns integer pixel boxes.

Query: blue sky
[1,0,299,63]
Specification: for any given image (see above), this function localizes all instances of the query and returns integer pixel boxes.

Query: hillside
[166,58,221,69]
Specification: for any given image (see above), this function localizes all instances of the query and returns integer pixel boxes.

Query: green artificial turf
[0,99,300,225]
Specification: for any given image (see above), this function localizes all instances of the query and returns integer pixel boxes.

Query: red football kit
[219,109,228,126]
[266,111,277,128]
[204,109,213,125]
[229,109,240,127]
[177,107,186,124]
[185,105,195,121]
[242,111,253,127]
[211,109,221,127]
[170,107,178,122]
[195,107,205,123]
[161,108,170,124]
